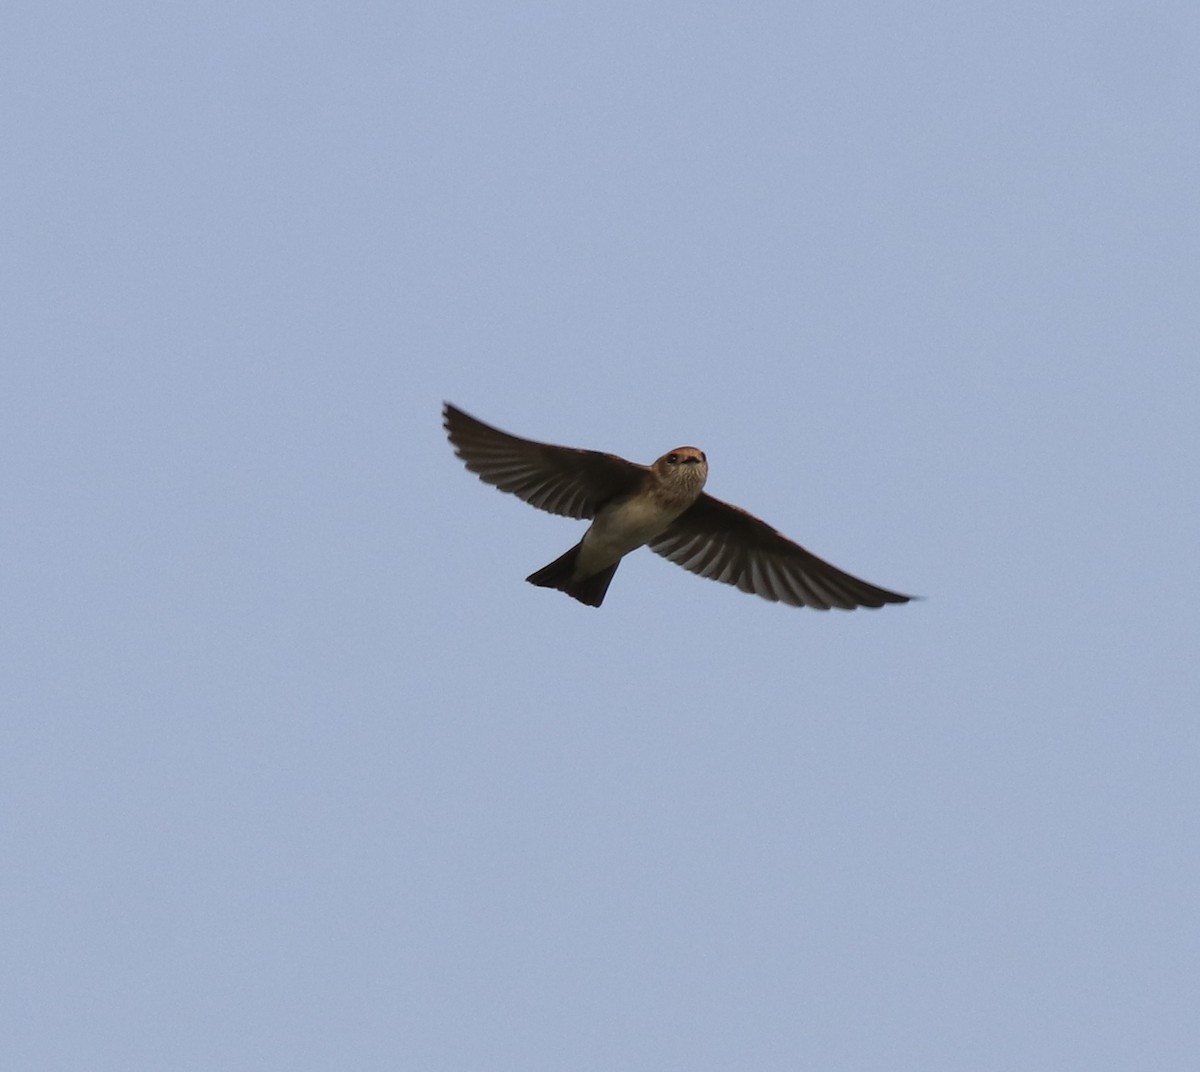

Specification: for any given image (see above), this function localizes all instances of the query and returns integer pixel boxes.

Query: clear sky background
[4,2,1199,1069]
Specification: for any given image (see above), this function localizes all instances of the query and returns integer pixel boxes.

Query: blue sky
[4,2,1199,1069]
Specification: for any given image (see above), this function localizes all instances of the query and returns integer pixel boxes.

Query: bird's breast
[577,492,690,573]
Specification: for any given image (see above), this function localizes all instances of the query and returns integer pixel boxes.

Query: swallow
[443,403,912,610]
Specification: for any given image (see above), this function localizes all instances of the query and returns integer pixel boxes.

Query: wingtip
[871,590,918,608]
[443,401,471,441]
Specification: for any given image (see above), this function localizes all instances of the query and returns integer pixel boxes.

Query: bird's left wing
[649,493,912,610]
[443,403,645,520]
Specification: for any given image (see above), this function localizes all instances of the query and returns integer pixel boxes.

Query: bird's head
[652,446,708,493]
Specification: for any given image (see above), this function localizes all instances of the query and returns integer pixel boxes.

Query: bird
[443,402,912,610]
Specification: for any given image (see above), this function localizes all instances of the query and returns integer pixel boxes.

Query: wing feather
[443,403,644,519]
[649,493,911,610]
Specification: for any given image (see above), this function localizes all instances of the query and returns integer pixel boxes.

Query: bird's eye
[667,453,678,463]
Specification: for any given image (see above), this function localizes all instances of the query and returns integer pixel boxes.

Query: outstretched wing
[443,403,645,520]
[649,493,912,610]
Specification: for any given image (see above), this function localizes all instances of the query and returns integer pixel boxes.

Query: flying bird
[443,402,912,610]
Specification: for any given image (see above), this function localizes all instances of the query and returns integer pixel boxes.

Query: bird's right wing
[443,403,646,520]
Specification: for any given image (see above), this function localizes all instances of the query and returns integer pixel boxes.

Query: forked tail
[526,543,619,607]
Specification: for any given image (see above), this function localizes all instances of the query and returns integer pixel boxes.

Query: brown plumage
[443,403,912,610]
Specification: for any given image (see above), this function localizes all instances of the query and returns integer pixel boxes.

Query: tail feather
[526,544,619,607]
